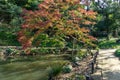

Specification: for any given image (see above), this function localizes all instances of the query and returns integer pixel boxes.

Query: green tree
[91,0,120,39]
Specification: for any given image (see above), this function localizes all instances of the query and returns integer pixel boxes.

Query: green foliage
[8,0,43,10]
[0,0,43,47]
[0,29,20,46]
[76,50,86,59]
[98,39,120,49]
[91,0,120,38]
[115,49,120,57]
[33,33,65,48]
[78,75,86,80]
[4,48,19,57]
[0,1,22,46]
[0,0,22,25]
[5,48,13,54]
[48,64,63,78]
[72,50,86,62]
[25,0,41,10]
[62,64,72,73]
[45,38,65,47]
[30,48,49,54]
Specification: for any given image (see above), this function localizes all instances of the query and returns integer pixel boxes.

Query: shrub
[5,48,13,54]
[62,64,72,73]
[5,48,20,56]
[0,30,20,46]
[48,64,63,79]
[30,48,49,54]
[115,49,120,57]
[98,39,120,49]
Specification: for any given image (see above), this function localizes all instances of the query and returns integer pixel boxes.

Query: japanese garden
[0,0,120,80]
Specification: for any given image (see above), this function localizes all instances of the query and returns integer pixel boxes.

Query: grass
[0,54,69,80]
[98,38,120,49]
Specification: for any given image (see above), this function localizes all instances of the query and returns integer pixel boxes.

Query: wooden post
[91,61,94,74]
[72,39,75,60]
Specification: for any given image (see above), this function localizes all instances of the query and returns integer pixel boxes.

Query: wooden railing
[85,51,99,80]
[52,50,100,80]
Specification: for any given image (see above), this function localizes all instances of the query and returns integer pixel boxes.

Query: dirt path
[93,49,120,80]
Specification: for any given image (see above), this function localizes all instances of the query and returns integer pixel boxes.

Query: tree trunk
[113,29,118,38]
[72,39,75,60]
[107,32,112,40]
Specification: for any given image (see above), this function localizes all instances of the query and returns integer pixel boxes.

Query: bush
[62,64,72,73]
[0,29,20,46]
[30,48,49,54]
[5,48,13,54]
[5,48,19,56]
[98,39,120,49]
[115,49,120,57]
[48,64,63,79]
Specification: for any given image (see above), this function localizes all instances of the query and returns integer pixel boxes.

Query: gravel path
[93,49,120,80]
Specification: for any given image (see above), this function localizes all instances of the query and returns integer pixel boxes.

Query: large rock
[0,51,7,61]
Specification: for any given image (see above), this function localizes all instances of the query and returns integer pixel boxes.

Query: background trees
[2,0,120,48]
[91,0,120,39]
[0,0,42,46]
[0,0,22,45]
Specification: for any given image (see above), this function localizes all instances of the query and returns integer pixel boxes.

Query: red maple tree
[18,0,97,49]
